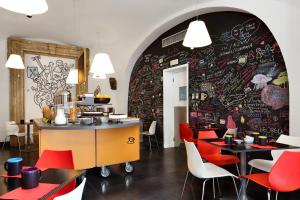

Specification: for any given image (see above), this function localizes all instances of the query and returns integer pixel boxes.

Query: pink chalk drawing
[261,85,289,110]
[226,115,236,129]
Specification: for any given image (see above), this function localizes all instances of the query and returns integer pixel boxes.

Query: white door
[163,64,188,148]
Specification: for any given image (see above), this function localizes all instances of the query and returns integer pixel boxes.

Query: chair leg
[155,135,159,149]
[202,179,208,200]
[148,136,152,152]
[180,171,189,199]
[235,163,240,177]
[245,166,253,188]
[213,178,216,199]
[275,191,278,200]
[231,176,240,200]
[1,136,8,150]
[216,178,222,197]
[267,189,271,200]
[249,166,253,174]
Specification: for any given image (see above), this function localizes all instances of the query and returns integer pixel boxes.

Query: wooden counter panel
[39,129,96,170]
[96,125,140,166]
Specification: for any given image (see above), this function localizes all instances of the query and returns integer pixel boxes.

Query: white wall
[0,39,9,141]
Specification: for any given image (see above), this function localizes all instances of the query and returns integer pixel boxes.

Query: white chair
[141,121,158,151]
[54,177,86,200]
[223,128,238,138]
[180,140,239,200]
[1,121,26,153]
[248,134,300,173]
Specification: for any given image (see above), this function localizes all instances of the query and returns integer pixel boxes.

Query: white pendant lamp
[0,0,48,16]
[183,20,212,49]
[92,73,107,80]
[5,54,25,69]
[90,53,115,75]
[66,69,78,84]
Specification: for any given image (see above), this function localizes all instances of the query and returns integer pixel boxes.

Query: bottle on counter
[55,107,67,125]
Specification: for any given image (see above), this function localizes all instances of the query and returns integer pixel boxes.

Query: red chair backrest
[35,150,74,170]
[179,123,194,141]
[35,150,75,200]
[197,131,220,157]
[269,151,300,192]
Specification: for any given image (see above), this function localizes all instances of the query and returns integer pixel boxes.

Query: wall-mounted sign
[179,86,187,101]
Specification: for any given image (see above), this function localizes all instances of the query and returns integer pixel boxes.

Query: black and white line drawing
[26,55,75,108]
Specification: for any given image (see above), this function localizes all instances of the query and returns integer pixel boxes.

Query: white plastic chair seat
[141,131,154,136]
[248,134,300,173]
[54,177,86,200]
[248,159,274,172]
[201,162,238,179]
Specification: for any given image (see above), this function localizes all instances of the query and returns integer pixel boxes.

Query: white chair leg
[249,166,253,174]
[267,189,271,200]
[148,136,152,152]
[213,178,216,199]
[235,163,240,177]
[216,178,222,196]
[231,176,239,200]
[202,179,208,200]
[245,166,253,188]
[180,171,189,199]
[155,135,159,149]
[275,191,278,200]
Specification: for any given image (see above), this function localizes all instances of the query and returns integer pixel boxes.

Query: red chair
[179,123,197,143]
[197,131,240,174]
[35,150,76,200]
[243,151,300,200]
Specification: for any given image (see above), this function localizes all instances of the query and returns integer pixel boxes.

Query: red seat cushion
[204,154,240,166]
[243,173,271,189]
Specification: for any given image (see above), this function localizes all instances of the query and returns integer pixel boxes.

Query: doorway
[163,63,188,148]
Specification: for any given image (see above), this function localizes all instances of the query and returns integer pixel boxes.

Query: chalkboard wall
[128,11,289,143]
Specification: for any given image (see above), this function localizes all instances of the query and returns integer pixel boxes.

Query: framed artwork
[179,86,187,101]
[7,37,89,122]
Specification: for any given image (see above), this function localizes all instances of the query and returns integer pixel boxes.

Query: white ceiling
[0,0,199,49]
[0,0,215,81]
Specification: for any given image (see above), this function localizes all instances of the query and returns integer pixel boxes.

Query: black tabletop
[0,168,86,200]
[200,138,299,153]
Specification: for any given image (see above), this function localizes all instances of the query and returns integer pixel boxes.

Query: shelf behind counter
[34,119,140,170]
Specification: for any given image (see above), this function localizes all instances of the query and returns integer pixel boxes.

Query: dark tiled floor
[1,144,300,200]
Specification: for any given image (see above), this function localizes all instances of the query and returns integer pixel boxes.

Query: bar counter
[35,119,140,170]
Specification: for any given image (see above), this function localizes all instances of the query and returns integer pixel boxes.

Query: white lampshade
[183,20,212,49]
[0,0,48,16]
[66,69,78,84]
[90,53,115,75]
[92,73,107,79]
[5,54,25,69]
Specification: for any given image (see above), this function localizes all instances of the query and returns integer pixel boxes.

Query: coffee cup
[4,157,23,176]
[21,167,42,189]
[252,132,260,144]
[225,135,233,144]
[259,136,268,146]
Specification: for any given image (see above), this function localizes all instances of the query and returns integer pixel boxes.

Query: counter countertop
[34,119,140,130]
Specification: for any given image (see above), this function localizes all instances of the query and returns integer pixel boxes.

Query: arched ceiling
[0,0,203,49]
